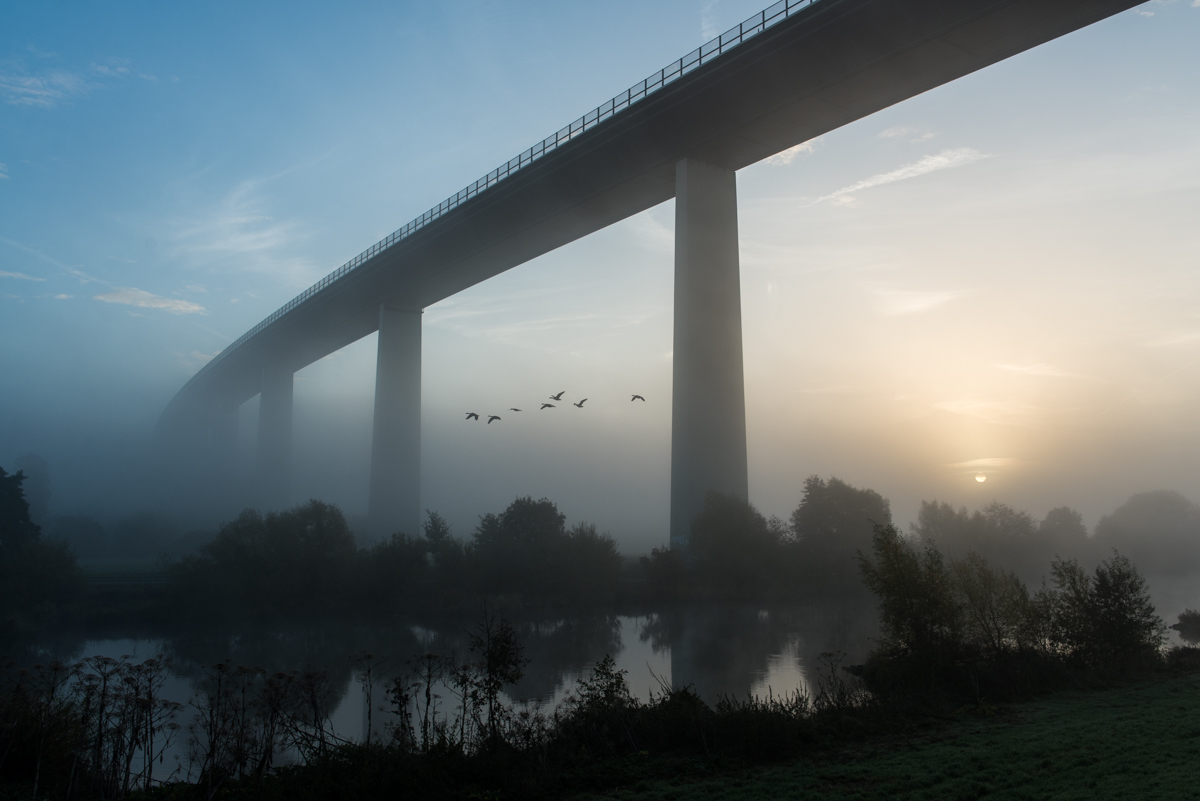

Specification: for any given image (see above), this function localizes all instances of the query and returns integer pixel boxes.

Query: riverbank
[570,670,1200,801]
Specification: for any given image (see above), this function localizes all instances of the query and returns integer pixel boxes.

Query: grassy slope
[573,673,1200,801]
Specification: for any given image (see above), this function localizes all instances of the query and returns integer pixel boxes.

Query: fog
[2,1,1200,556]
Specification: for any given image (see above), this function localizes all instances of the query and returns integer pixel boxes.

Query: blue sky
[2,0,1199,549]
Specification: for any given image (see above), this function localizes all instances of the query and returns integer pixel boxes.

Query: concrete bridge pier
[367,305,422,539]
[212,399,239,465]
[257,365,293,511]
[670,158,749,549]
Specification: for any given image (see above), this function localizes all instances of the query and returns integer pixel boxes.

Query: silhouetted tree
[791,476,891,587]
[912,500,1089,583]
[690,492,786,597]
[471,497,620,599]
[1093,490,1200,576]
[173,500,357,614]
[13,453,50,527]
[0,467,79,622]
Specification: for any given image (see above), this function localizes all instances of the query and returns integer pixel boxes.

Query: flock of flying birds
[466,391,646,424]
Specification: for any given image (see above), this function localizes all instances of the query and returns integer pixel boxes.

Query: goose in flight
[488,415,501,424]
[465,412,480,420]
[509,408,522,412]
[574,399,588,408]
[550,391,566,401]
[540,403,555,410]
[631,395,646,402]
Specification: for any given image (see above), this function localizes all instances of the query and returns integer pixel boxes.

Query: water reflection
[7,600,877,758]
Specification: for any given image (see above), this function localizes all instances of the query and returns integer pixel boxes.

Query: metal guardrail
[192,0,823,385]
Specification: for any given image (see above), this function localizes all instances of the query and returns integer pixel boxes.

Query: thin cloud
[0,162,8,179]
[948,457,1019,470]
[996,363,1087,378]
[94,287,206,314]
[767,140,816,166]
[878,127,914,138]
[52,293,72,300]
[815,148,991,204]
[867,285,960,316]
[0,270,45,281]
[169,180,317,285]
[0,66,88,107]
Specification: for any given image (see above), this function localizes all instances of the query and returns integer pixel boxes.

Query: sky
[2,0,1199,552]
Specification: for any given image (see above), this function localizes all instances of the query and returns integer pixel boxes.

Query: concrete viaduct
[158,0,1144,543]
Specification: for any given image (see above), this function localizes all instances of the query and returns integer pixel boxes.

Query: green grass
[570,673,1200,801]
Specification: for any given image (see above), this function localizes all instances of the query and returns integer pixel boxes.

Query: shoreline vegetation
[5,466,1200,798]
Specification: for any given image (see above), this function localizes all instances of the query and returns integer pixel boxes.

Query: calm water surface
[13,601,877,776]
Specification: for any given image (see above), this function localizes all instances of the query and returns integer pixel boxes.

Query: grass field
[571,672,1200,801]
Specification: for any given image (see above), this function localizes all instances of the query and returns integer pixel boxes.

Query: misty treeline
[0,467,79,628]
[856,523,1186,703]
[644,477,1200,599]
[169,496,624,615]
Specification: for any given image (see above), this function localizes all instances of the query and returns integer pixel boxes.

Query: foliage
[0,654,183,798]
[910,499,1088,583]
[172,501,359,614]
[470,496,622,599]
[1171,609,1200,644]
[0,466,80,624]
[791,476,891,586]
[857,525,1166,701]
[1093,490,1200,576]
[689,492,788,596]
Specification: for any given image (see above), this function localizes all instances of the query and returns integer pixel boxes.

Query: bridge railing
[192,0,822,385]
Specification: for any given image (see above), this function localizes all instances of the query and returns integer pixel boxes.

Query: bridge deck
[161,0,1143,432]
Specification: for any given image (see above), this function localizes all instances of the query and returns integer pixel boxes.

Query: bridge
[158,0,1144,543]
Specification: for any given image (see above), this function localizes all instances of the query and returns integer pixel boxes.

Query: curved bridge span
[161,0,1144,539]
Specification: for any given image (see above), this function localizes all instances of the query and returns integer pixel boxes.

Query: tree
[0,467,79,619]
[1093,491,1200,576]
[470,497,621,598]
[690,492,785,597]
[173,500,357,613]
[791,476,891,585]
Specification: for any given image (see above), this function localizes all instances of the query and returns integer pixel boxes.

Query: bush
[1047,553,1166,673]
[172,500,358,614]
[856,525,1166,701]
[1171,609,1200,644]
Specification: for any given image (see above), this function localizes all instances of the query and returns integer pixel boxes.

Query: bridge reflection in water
[27,600,877,751]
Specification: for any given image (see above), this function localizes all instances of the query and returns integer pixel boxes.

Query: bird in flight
[465,412,480,420]
[540,403,555,410]
[509,408,522,412]
[550,391,566,401]
[488,415,501,424]
[574,399,588,408]
[631,395,646,402]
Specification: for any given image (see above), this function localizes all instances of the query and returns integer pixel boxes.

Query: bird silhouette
[465,412,480,420]
[550,391,566,401]
[509,408,522,412]
[631,395,646,402]
[574,399,588,408]
[488,415,501,424]
[540,403,555,410]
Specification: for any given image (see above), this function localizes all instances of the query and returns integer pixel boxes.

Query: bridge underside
[158,0,1145,537]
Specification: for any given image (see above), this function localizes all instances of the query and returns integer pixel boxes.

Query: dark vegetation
[4,492,1193,798]
[0,467,79,631]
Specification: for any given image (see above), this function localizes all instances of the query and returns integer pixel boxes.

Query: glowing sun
[975,474,987,483]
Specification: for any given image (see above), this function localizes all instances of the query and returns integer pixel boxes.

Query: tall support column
[670,158,749,549]
[368,305,422,539]
[212,400,239,464]
[257,365,293,511]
